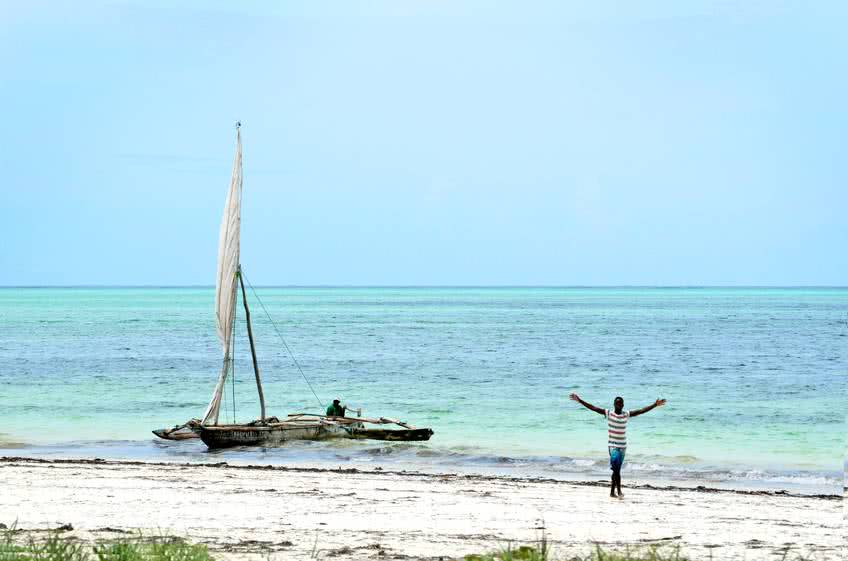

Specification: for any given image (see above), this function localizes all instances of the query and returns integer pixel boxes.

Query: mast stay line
[240,270,325,411]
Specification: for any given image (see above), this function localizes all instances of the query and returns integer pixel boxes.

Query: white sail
[202,127,243,425]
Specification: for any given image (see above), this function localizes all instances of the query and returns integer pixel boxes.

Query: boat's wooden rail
[285,413,416,429]
[208,417,407,430]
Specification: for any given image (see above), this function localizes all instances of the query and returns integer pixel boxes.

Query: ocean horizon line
[1,284,846,290]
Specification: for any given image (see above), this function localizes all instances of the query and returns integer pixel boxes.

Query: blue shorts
[609,447,625,472]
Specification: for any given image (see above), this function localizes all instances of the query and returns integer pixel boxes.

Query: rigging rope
[240,271,325,411]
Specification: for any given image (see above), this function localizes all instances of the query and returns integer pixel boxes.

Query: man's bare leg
[616,473,624,497]
[610,472,616,497]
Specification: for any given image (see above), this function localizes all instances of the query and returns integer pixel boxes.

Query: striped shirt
[605,409,630,449]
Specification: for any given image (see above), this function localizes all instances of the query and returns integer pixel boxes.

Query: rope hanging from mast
[240,270,325,410]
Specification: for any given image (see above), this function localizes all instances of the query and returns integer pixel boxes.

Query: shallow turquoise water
[1,287,844,493]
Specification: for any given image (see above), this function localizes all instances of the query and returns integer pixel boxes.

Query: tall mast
[238,266,266,421]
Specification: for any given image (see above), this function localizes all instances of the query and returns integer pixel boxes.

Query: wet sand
[1,457,842,560]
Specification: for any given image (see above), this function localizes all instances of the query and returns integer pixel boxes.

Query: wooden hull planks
[196,421,434,448]
[198,421,349,449]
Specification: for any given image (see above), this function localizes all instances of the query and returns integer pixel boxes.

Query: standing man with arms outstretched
[569,393,667,498]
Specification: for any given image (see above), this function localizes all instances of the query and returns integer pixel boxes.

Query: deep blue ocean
[0,287,844,494]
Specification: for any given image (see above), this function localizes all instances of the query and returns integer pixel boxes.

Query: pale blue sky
[2,1,845,285]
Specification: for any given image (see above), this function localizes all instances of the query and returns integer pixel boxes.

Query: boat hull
[153,419,202,441]
[152,428,201,441]
[199,422,349,449]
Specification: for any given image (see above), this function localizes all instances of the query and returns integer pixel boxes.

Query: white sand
[1,458,842,560]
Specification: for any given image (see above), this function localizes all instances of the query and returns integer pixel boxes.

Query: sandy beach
[1,457,842,561]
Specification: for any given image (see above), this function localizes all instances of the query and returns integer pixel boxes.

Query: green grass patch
[464,542,819,561]
[464,542,690,561]
[0,527,212,561]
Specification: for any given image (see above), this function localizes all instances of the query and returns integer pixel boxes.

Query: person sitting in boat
[326,399,347,417]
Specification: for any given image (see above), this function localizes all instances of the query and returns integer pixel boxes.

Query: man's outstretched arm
[629,398,667,417]
[569,393,606,415]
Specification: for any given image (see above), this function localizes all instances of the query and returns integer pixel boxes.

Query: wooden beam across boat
[345,427,434,441]
[286,413,415,427]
